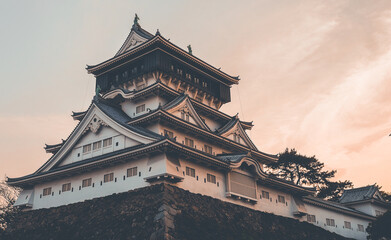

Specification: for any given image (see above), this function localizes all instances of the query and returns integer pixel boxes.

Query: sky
[0,0,390,192]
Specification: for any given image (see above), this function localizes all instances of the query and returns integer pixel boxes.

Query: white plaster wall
[32,154,167,209]
[121,96,165,118]
[256,184,293,218]
[25,153,372,240]
[302,203,369,240]
[349,202,388,217]
[172,158,226,200]
[59,127,141,167]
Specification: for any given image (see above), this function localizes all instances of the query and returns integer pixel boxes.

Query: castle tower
[8,16,313,211]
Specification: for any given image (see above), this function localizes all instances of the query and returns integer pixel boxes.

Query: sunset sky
[1,1,390,191]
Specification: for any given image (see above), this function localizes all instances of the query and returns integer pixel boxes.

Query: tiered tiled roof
[339,185,383,204]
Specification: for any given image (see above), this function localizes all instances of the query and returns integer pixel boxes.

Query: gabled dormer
[35,99,162,173]
[217,115,257,150]
[339,185,391,217]
[163,94,211,131]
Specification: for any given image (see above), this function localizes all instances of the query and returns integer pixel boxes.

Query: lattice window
[104,173,114,183]
[62,183,71,192]
[127,167,138,177]
[186,167,196,177]
[82,178,92,188]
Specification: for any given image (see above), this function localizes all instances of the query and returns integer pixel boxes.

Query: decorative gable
[217,116,257,150]
[115,23,153,57]
[36,101,160,173]
[163,95,211,131]
[82,115,109,134]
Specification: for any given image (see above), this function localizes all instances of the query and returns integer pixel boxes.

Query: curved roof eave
[86,34,239,85]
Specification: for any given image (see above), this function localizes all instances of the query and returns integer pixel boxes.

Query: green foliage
[366,210,391,240]
[266,148,353,200]
[317,180,353,201]
[374,184,391,202]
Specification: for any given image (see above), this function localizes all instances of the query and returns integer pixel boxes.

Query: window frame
[103,138,112,148]
[43,187,52,196]
[62,183,71,192]
[127,167,138,177]
[344,221,351,229]
[261,190,270,199]
[186,167,196,178]
[278,195,286,204]
[326,218,335,227]
[92,141,102,151]
[82,144,92,154]
[136,104,146,114]
[82,178,92,188]
[104,173,114,183]
[207,173,216,184]
[307,214,316,223]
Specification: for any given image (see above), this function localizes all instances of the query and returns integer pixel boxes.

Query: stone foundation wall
[2,183,350,240]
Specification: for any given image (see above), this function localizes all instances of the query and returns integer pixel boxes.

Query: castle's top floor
[86,16,240,107]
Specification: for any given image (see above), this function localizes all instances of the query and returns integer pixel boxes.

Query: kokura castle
[7,16,390,240]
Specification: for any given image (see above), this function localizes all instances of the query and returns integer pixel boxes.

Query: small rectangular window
[104,173,114,183]
[278,195,285,203]
[82,178,92,188]
[186,167,195,177]
[62,183,71,192]
[344,221,351,229]
[358,224,364,232]
[326,218,335,227]
[103,138,112,148]
[93,141,102,151]
[136,104,146,114]
[307,214,316,223]
[261,190,269,199]
[127,167,138,177]
[185,138,194,148]
[204,145,212,154]
[164,129,174,138]
[207,173,216,184]
[83,144,91,154]
[43,187,52,196]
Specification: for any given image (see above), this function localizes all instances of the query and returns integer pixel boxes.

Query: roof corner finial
[156,29,161,36]
[133,13,140,26]
[187,45,193,55]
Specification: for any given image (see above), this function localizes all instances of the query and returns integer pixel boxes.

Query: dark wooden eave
[44,141,65,154]
[8,138,312,196]
[71,111,87,121]
[103,83,253,130]
[86,34,239,85]
[128,109,277,163]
